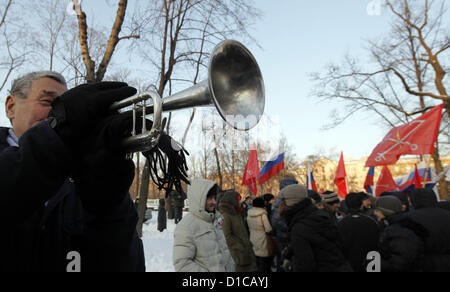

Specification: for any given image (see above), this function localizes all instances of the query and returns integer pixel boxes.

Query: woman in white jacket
[246,197,273,272]
[173,179,235,272]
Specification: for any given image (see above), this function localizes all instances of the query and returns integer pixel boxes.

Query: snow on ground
[141,211,184,272]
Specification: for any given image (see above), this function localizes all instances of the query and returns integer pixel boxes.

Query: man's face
[205,196,217,212]
[362,199,372,208]
[5,77,67,138]
[374,209,385,221]
[331,203,340,212]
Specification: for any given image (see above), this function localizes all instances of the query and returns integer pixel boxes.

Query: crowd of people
[172,177,450,272]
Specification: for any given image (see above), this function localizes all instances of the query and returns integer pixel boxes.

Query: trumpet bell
[208,40,265,130]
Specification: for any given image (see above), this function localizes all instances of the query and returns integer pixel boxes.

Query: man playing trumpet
[0,71,146,272]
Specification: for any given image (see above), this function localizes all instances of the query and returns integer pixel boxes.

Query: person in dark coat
[240,195,252,219]
[0,71,145,272]
[157,198,167,232]
[272,178,298,272]
[380,191,410,212]
[407,188,450,272]
[279,184,353,272]
[171,190,186,224]
[262,193,275,220]
[437,200,450,211]
[374,196,428,272]
[218,190,257,272]
[320,191,342,224]
[337,192,380,272]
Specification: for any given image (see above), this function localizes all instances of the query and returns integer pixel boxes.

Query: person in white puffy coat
[246,197,273,272]
[173,179,235,272]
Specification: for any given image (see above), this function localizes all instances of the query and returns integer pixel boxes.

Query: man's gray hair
[9,71,67,99]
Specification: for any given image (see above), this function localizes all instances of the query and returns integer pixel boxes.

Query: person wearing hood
[279,184,352,272]
[247,197,274,272]
[407,188,450,272]
[218,190,257,272]
[157,198,167,232]
[374,195,428,272]
[173,179,234,272]
[337,192,380,272]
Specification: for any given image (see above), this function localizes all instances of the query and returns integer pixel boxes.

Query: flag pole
[422,154,432,188]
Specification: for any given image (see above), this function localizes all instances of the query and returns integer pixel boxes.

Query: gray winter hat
[278,184,308,207]
[374,195,402,217]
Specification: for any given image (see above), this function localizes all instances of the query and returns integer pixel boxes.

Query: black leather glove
[72,112,150,213]
[47,82,137,149]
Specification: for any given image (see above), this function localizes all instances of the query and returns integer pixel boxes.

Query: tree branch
[96,0,129,82]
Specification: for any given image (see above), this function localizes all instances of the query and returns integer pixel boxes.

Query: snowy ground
[141,211,184,272]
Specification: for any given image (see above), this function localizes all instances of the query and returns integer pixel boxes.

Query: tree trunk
[136,159,150,238]
[214,147,222,189]
[432,145,448,199]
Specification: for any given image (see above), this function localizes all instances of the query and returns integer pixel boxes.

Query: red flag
[242,146,260,195]
[334,152,348,198]
[375,166,398,197]
[366,104,444,167]
[414,164,422,188]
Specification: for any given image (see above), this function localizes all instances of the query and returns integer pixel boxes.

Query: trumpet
[110,40,265,153]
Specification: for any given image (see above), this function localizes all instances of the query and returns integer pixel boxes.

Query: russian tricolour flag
[364,167,375,195]
[306,164,318,191]
[395,162,433,192]
[258,153,285,184]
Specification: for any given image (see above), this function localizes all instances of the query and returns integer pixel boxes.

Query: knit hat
[307,190,322,204]
[345,192,363,210]
[321,191,340,205]
[278,184,308,207]
[252,197,265,208]
[374,195,402,217]
[279,178,298,191]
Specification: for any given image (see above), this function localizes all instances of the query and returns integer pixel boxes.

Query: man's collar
[7,129,19,147]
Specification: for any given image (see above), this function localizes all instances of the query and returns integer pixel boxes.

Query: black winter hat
[410,188,438,209]
[252,197,265,208]
[345,192,363,210]
[262,193,275,202]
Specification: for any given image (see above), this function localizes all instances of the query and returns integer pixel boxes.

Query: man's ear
[5,95,16,121]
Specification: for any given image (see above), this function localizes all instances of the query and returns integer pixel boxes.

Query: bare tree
[74,0,139,83]
[311,0,450,198]
[0,0,27,93]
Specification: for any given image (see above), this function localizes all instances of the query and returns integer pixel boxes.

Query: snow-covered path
[141,211,180,272]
